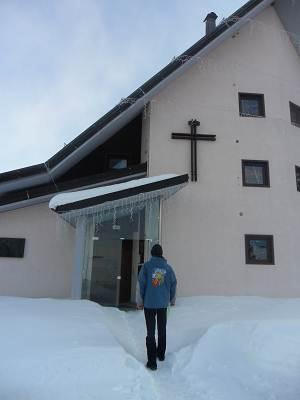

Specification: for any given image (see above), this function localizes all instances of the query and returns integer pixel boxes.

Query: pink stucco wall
[0,202,75,298]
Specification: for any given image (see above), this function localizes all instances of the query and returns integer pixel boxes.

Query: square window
[239,93,265,117]
[296,166,300,191]
[108,156,128,170]
[242,160,270,187]
[245,235,274,265]
[0,238,25,258]
[290,102,300,127]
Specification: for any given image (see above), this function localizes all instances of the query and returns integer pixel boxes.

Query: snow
[1,296,300,399]
[0,298,154,400]
[177,321,300,400]
[49,174,178,209]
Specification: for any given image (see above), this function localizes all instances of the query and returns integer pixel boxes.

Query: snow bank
[0,298,154,400]
[174,320,300,400]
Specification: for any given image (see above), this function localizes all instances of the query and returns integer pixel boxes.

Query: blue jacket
[138,256,177,309]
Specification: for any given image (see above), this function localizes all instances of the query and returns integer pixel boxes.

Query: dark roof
[54,174,189,213]
[0,163,147,207]
[0,163,46,184]
[0,0,265,183]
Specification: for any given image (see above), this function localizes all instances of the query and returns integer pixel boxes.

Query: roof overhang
[50,174,189,224]
[0,167,147,213]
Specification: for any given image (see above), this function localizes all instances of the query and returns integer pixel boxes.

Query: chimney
[204,12,218,35]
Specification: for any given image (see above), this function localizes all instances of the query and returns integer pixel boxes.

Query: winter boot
[146,362,157,371]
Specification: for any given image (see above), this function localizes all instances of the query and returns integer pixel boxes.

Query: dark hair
[151,244,163,257]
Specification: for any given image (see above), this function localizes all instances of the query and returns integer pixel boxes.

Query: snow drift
[1,296,300,400]
[0,298,154,400]
[174,320,300,400]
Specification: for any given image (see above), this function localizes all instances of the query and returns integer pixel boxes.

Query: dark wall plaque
[0,238,25,258]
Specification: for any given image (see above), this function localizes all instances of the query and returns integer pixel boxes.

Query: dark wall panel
[58,114,142,182]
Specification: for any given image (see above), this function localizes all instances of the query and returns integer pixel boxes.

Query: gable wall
[146,6,300,297]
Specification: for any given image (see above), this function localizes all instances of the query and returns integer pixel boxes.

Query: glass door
[89,238,121,306]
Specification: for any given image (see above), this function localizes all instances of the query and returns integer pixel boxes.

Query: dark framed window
[242,160,270,187]
[245,235,274,265]
[107,155,128,170]
[296,166,300,191]
[0,238,25,258]
[239,93,265,117]
[290,102,300,127]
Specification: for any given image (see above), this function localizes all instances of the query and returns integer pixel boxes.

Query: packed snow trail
[102,306,197,400]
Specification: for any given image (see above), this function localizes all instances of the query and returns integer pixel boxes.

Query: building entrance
[50,174,188,305]
[82,202,160,307]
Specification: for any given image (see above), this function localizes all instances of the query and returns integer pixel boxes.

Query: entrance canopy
[49,174,188,224]
[49,173,188,303]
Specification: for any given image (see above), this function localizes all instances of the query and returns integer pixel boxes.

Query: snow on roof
[49,174,178,210]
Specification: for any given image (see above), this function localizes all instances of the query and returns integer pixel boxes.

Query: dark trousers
[144,308,167,365]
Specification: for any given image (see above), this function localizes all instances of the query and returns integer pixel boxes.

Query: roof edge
[52,174,189,213]
[0,168,148,213]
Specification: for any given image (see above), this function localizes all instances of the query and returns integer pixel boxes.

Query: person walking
[137,244,177,371]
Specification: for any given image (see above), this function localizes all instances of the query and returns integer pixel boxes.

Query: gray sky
[0,0,245,172]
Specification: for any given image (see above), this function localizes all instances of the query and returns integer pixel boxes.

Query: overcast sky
[0,0,245,173]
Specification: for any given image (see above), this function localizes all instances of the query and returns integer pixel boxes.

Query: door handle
[116,276,122,280]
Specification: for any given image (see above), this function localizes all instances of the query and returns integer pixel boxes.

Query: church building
[0,0,299,306]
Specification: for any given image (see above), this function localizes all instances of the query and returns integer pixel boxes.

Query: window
[290,102,300,127]
[245,235,274,265]
[0,238,25,258]
[239,93,265,117]
[108,156,128,170]
[242,160,270,187]
[296,166,300,191]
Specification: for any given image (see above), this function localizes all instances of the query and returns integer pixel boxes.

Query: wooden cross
[172,119,216,182]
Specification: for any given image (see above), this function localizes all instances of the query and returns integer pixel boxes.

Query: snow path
[102,307,196,400]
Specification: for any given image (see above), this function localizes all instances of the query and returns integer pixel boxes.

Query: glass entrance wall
[80,198,160,306]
